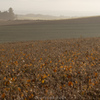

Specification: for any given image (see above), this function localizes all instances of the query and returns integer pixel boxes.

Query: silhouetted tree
[8,7,15,20]
[0,7,16,20]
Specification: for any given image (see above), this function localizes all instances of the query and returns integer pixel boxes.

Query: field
[1,16,100,43]
[0,17,100,100]
[0,37,100,99]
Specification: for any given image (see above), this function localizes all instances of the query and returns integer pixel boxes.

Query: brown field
[0,37,100,99]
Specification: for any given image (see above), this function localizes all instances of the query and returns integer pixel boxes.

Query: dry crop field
[0,37,100,100]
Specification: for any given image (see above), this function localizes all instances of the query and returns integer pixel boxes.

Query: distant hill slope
[0,15,100,26]
[16,14,100,23]
[38,15,100,24]
[63,16,100,24]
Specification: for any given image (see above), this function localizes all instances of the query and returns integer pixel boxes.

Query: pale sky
[0,0,100,16]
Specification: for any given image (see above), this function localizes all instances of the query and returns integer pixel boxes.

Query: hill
[1,15,100,26]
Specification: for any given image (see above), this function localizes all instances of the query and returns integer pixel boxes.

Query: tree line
[0,8,16,20]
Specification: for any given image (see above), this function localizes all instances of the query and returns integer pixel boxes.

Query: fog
[0,0,100,16]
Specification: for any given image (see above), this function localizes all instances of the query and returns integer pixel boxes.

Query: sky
[0,0,100,16]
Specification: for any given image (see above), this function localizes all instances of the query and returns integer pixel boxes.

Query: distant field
[0,20,43,26]
[0,16,100,43]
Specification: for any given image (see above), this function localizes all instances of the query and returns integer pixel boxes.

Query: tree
[0,8,16,20]
[8,7,15,20]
